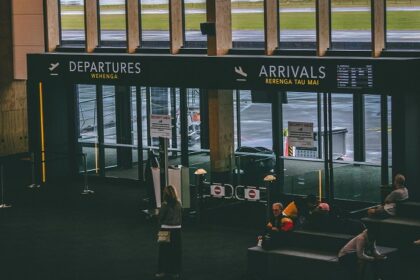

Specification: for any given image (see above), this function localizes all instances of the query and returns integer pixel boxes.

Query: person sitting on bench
[368,174,409,218]
[283,194,330,228]
[258,202,294,250]
[338,227,386,280]
[302,194,330,230]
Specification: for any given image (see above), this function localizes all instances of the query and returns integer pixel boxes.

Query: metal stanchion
[263,175,276,222]
[0,164,12,209]
[194,168,207,222]
[81,154,94,195]
[27,152,40,189]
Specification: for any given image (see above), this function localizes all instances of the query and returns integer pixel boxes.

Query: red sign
[248,189,256,199]
[214,186,221,195]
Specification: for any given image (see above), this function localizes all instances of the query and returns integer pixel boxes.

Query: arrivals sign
[28,53,414,93]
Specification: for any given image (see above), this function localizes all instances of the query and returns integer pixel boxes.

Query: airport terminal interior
[1,0,420,279]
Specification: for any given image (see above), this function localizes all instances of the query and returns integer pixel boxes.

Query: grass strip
[61,11,420,30]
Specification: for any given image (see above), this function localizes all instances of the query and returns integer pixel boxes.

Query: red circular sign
[214,186,221,195]
[249,189,256,199]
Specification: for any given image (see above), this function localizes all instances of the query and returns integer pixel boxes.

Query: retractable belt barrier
[203,182,235,199]
[201,181,267,203]
[235,186,267,203]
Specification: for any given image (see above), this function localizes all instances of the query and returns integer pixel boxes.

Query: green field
[62,11,420,31]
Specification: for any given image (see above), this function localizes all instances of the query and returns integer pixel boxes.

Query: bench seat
[247,230,398,280]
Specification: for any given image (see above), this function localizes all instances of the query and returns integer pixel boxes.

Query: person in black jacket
[156,185,182,279]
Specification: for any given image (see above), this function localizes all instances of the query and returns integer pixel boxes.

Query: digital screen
[337,65,373,89]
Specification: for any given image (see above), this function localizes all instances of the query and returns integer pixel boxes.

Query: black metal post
[236,90,242,148]
[272,91,284,199]
[353,93,365,162]
[317,93,322,159]
[159,137,169,193]
[323,92,330,202]
[136,86,144,182]
[180,88,189,167]
[381,94,389,186]
[96,85,105,177]
[328,93,334,202]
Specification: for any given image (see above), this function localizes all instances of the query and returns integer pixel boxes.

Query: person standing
[156,185,182,279]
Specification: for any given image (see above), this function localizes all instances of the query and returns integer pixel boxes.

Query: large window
[231,0,264,48]
[386,0,420,49]
[184,0,207,47]
[59,0,85,45]
[279,0,316,49]
[141,0,169,46]
[331,0,371,49]
[99,0,127,45]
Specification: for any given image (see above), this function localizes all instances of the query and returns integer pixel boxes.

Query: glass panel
[99,0,127,45]
[150,87,170,146]
[187,88,201,150]
[141,87,148,146]
[76,84,99,175]
[279,0,316,49]
[387,0,420,49]
[184,0,207,47]
[239,90,272,149]
[282,92,325,197]
[231,0,264,48]
[283,159,326,197]
[102,85,117,144]
[59,0,85,44]
[364,95,381,163]
[331,93,353,161]
[283,92,319,159]
[331,0,371,49]
[131,87,138,146]
[141,0,169,47]
[333,162,381,202]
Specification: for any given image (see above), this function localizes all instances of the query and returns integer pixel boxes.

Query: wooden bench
[247,230,398,280]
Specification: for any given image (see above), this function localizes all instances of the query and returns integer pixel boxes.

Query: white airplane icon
[49,62,60,71]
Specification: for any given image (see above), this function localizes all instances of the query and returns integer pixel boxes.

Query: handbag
[157,230,171,243]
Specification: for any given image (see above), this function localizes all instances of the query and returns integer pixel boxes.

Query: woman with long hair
[156,185,182,279]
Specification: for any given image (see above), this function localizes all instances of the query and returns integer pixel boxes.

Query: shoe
[155,272,165,278]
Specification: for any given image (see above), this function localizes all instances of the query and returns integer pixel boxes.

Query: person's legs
[339,253,359,280]
[356,259,367,280]
[169,229,182,276]
[157,242,170,277]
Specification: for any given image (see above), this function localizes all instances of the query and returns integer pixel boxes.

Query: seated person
[258,202,294,250]
[338,227,387,280]
[368,174,409,218]
[283,194,330,229]
[302,194,330,230]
